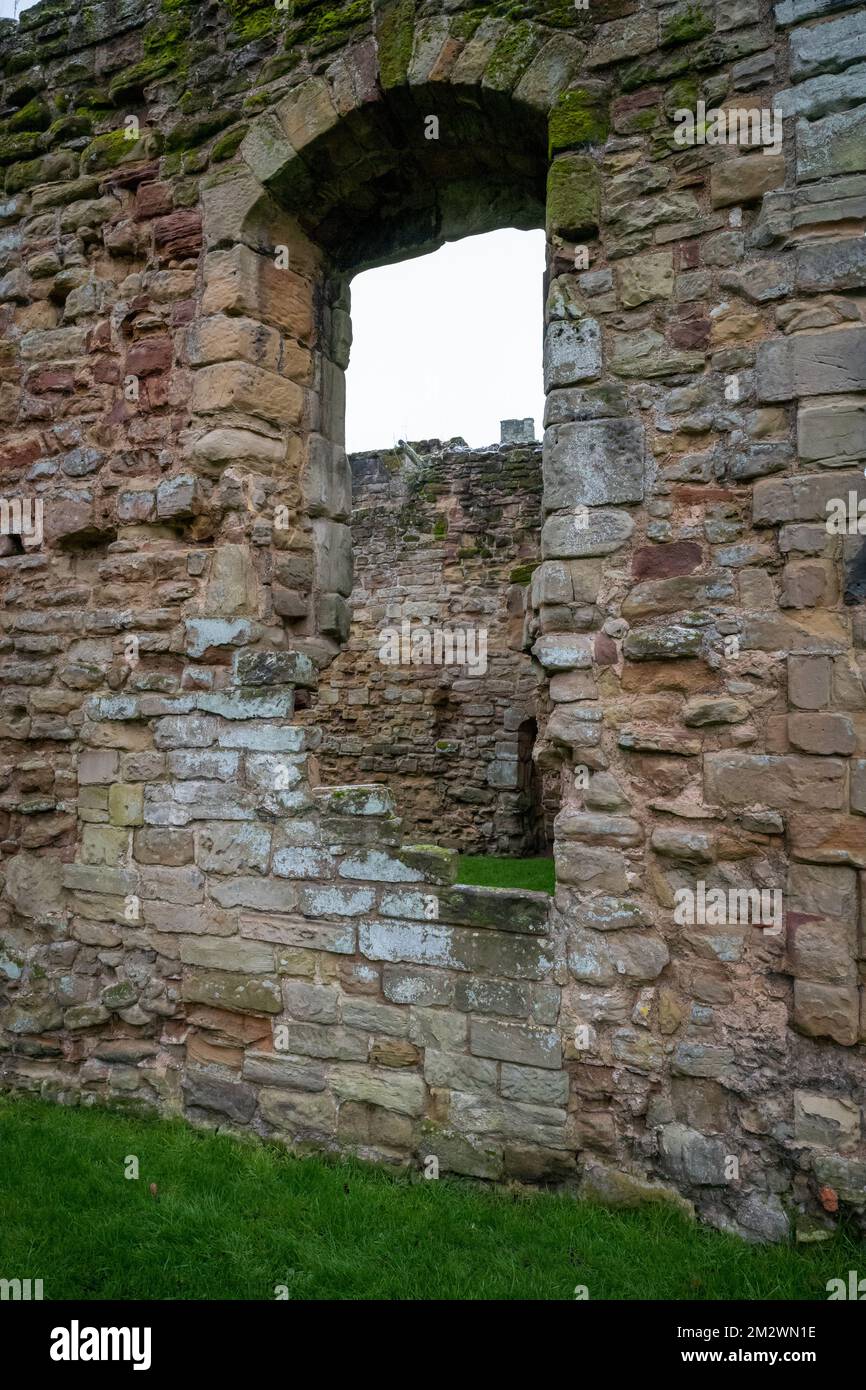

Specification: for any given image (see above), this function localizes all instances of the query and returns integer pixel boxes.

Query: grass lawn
[0,1096,860,1301]
[457,854,555,895]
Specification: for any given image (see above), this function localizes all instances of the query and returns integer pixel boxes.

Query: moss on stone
[665,77,699,115]
[546,153,599,240]
[0,131,44,165]
[484,19,540,92]
[80,128,147,175]
[660,3,714,47]
[165,109,236,153]
[548,88,609,157]
[212,124,249,160]
[509,562,538,584]
[108,54,176,104]
[225,0,283,44]
[293,0,372,53]
[449,7,487,40]
[47,113,94,143]
[5,149,77,193]
[376,0,415,90]
[8,97,52,134]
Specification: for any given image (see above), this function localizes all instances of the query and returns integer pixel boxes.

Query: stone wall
[0,0,865,1242]
[307,436,556,854]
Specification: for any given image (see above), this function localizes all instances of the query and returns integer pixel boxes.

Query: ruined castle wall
[0,0,865,1241]
[309,438,555,854]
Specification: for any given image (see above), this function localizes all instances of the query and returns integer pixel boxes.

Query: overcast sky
[1,0,38,16]
[2,0,544,451]
[346,228,545,453]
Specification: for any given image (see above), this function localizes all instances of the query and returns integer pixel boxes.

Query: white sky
[346,228,545,453]
[1,0,39,16]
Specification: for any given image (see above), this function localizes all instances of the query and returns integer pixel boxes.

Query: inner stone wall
[0,0,865,1245]
[308,436,555,854]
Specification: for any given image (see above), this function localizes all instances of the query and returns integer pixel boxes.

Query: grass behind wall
[456,855,555,895]
[0,1097,861,1301]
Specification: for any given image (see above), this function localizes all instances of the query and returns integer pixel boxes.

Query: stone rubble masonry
[0,0,864,1245]
[304,439,555,854]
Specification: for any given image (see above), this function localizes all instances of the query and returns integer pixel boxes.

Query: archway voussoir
[239,115,300,194]
[513,32,590,115]
[275,76,342,155]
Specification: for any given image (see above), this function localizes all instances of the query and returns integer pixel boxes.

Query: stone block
[546,154,599,240]
[567,925,669,984]
[797,395,866,463]
[758,329,866,403]
[543,418,644,509]
[108,783,143,827]
[259,1087,337,1136]
[616,251,674,307]
[500,1063,569,1106]
[78,750,118,785]
[191,361,303,429]
[797,104,866,181]
[711,154,786,207]
[179,936,275,974]
[796,239,866,295]
[793,1090,860,1150]
[788,655,831,709]
[202,244,313,339]
[704,752,847,810]
[182,1069,257,1123]
[330,1064,425,1116]
[423,1050,498,1093]
[470,1019,561,1069]
[242,1052,326,1091]
[454,977,530,1016]
[659,1123,728,1185]
[543,319,602,390]
[541,507,634,559]
[196,822,271,874]
[181,970,282,1014]
[793,979,859,1044]
[382,966,453,1007]
[788,712,856,755]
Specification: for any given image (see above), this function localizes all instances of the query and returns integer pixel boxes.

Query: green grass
[457,854,556,895]
[0,1096,860,1300]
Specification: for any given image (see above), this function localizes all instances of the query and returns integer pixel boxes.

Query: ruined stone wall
[308,437,555,854]
[0,0,865,1242]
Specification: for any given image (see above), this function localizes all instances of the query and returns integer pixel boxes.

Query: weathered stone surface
[797,104,866,181]
[544,419,644,509]
[183,1070,256,1123]
[797,396,866,462]
[181,970,282,1014]
[757,328,866,402]
[704,752,847,809]
[541,507,634,560]
[543,319,601,389]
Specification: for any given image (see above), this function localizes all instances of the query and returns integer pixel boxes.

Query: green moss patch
[548,88,609,156]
